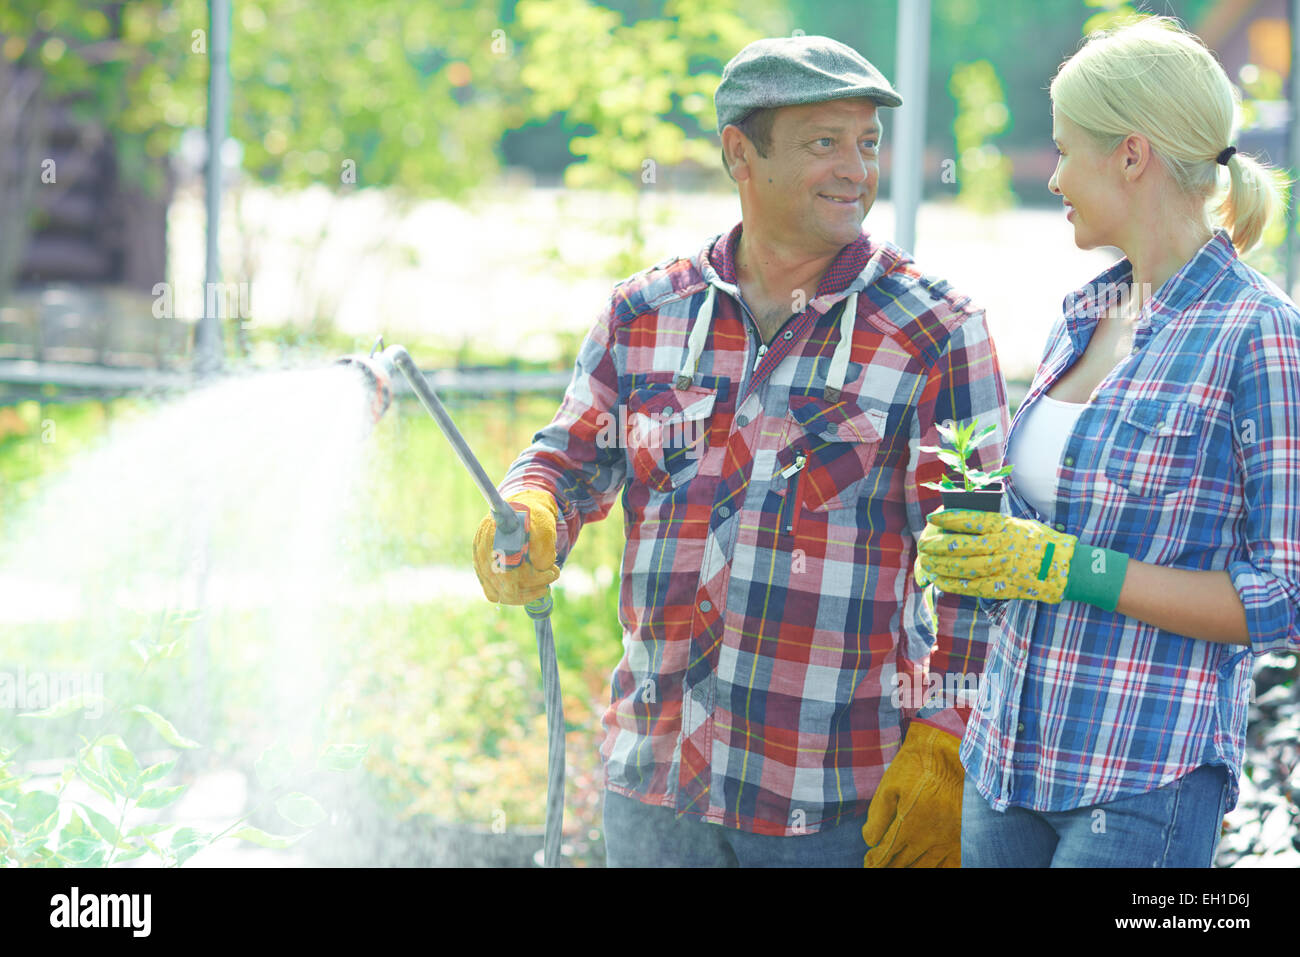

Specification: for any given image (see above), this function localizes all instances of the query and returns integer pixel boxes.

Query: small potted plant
[920,419,1011,513]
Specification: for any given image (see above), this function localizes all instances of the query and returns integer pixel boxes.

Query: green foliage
[920,419,1011,493]
[517,0,775,191]
[949,60,1015,214]
[1,0,210,196]
[515,0,781,274]
[2,0,515,198]
[0,618,359,867]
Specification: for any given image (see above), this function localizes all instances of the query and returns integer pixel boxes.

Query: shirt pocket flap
[788,394,887,444]
[627,384,717,424]
[1122,398,1202,438]
[624,383,716,492]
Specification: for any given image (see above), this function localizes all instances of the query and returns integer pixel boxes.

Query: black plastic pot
[941,483,1004,513]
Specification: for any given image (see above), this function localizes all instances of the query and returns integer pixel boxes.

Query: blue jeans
[602,790,870,867]
[961,764,1230,867]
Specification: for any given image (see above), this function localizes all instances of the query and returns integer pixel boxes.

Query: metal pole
[197,0,229,374]
[891,0,931,255]
[1288,0,1300,297]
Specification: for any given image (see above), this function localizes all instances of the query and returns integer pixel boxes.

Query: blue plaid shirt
[962,229,1300,813]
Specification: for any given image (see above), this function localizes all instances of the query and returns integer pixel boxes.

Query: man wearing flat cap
[473,35,1007,866]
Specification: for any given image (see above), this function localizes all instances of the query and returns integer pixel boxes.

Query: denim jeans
[961,764,1230,867]
[602,789,870,867]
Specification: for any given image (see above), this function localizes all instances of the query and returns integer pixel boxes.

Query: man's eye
[816,137,834,148]
[861,140,878,150]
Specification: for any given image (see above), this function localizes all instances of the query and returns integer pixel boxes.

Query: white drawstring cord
[823,291,858,402]
[675,283,717,390]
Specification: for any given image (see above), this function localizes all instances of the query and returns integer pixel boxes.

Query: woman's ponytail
[1218,150,1285,256]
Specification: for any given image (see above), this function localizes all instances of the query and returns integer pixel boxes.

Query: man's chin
[826,219,867,246]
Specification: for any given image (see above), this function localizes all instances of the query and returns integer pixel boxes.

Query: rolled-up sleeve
[1229,304,1300,655]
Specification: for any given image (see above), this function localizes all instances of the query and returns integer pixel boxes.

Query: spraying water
[0,365,379,863]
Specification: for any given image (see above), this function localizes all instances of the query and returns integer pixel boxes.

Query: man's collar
[704,222,889,304]
[1062,228,1237,345]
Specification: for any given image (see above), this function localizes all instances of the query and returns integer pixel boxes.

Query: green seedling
[917,419,1011,633]
[920,420,1012,493]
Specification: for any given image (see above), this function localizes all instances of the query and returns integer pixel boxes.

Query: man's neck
[734,229,841,338]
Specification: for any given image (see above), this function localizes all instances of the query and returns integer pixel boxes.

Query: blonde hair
[1050,16,1284,255]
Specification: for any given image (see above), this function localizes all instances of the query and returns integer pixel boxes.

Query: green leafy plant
[920,420,1011,494]
[0,610,366,867]
[917,420,1010,632]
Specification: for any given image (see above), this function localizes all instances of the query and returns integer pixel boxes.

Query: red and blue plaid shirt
[501,224,1008,835]
[963,229,1300,814]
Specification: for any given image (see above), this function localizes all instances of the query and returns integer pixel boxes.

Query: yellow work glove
[863,722,963,868]
[916,509,1129,610]
[472,488,561,605]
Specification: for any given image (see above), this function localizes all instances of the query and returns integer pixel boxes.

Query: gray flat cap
[715,35,902,134]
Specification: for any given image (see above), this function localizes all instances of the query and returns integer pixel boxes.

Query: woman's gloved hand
[916,509,1128,610]
[472,489,561,604]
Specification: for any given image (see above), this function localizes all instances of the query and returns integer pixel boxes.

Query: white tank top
[1005,392,1086,517]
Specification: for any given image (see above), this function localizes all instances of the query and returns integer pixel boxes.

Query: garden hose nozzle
[335,337,397,425]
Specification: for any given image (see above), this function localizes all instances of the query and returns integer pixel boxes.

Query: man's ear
[720,125,753,182]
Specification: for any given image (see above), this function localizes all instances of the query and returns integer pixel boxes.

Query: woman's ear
[1119,133,1152,180]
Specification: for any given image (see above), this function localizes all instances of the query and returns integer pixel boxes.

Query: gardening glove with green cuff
[863,722,963,868]
[916,508,1129,610]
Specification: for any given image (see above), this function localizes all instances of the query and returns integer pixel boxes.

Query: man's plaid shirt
[501,224,1008,835]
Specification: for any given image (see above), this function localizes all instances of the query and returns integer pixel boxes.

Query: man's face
[741,98,882,255]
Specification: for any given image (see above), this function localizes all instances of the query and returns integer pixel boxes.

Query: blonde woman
[917,17,1300,867]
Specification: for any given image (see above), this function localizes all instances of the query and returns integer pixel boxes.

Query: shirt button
[735,413,749,428]
[782,330,794,340]
[1063,456,1074,467]
[1054,523,1066,532]
[718,506,731,519]
[699,600,712,613]
[1017,722,1025,733]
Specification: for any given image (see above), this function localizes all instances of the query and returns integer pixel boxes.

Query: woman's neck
[1117,197,1214,310]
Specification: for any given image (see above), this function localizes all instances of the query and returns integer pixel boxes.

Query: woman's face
[1048,111,1127,251]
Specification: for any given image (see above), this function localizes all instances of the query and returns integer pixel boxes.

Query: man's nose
[836,145,870,183]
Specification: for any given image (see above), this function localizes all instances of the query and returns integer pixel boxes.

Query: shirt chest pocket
[1103,398,1206,498]
[624,383,716,492]
[774,395,887,512]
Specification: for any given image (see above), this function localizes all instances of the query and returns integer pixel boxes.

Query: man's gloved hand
[472,489,561,604]
[915,509,1129,610]
[863,722,963,868]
